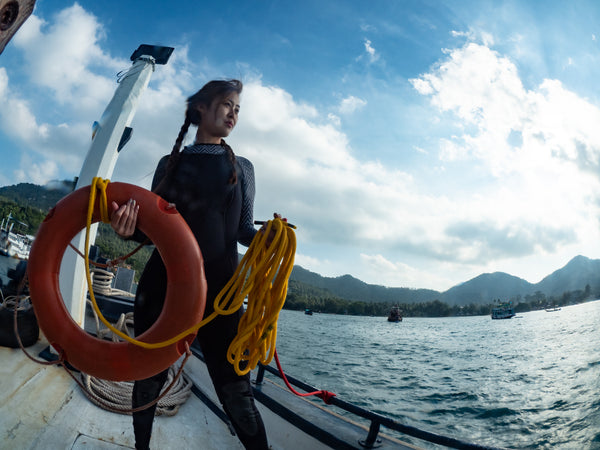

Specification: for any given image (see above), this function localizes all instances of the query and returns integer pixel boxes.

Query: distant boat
[304,308,313,315]
[491,302,515,320]
[545,306,561,312]
[387,306,402,322]
[0,213,33,259]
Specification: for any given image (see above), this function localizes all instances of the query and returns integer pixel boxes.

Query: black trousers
[131,253,268,450]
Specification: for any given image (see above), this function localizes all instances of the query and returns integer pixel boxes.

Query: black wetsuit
[132,144,268,450]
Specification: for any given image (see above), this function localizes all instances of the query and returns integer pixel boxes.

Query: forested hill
[0,180,75,211]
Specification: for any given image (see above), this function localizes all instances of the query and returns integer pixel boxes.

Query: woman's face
[196,92,240,143]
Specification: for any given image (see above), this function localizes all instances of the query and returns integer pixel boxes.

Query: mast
[59,45,173,325]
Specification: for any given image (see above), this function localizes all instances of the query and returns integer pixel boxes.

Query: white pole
[59,53,157,326]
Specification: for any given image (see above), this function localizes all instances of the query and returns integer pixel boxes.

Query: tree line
[0,198,47,235]
[284,280,597,317]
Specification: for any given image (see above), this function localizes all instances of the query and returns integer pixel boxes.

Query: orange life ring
[27,182,206,381]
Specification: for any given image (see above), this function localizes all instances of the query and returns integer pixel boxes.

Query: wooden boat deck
[0,332,418,449]
[0,337,245,449]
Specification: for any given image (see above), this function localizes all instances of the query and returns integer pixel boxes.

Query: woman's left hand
[261,213,283,247]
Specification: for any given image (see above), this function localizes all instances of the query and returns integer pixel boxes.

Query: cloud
[14,158,59,185]
[0,68,50,145]
[13,4,120,110]
[361,253,398,273]
[410,42,600,181]
[360,23,376,33]
[0,5,128,183]
[294,253,330,271]
[408,41,600,267]
[362,38,379,64]
[445,220,576,260]
[451,29,495,47]
[327,113,341,127]
[359,253,456,291]
[338,95,367,115]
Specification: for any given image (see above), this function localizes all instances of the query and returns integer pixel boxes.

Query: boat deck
[0,331,418,449]
[0,337,244,449]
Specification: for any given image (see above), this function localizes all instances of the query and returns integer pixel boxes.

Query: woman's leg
[132,369,169,450]
[131,253,168,450]
[196,307,268,450]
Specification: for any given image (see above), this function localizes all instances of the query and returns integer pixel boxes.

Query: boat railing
[253,361,505,450]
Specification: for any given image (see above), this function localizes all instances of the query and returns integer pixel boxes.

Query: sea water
[274,302,600,449]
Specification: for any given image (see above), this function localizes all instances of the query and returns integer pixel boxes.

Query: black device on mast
[130,44,174,65]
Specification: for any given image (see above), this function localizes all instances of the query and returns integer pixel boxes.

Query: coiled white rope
[79,300,192,415]
[91,268,135,298]
[80,366,192,416]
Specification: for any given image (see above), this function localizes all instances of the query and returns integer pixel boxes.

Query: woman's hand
[261,213,283,247]
[110,199,139,238]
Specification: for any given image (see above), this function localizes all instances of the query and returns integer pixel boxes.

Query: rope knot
[91,177,111,224]
[316,390,337,404]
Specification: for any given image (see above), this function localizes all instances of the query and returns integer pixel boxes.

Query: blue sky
[1,0,600,291]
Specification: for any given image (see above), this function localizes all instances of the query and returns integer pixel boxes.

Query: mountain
[535,255,600,297]
[291,265,440,304]
[290,256,600,306]
[2,181,598,306]
[438,272,533,306]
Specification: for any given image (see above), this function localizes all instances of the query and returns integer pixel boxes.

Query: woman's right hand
[110,199,139,238]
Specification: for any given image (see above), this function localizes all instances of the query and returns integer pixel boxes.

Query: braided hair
[154,79,243,194]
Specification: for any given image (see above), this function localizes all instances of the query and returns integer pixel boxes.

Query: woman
[111,79,269,450]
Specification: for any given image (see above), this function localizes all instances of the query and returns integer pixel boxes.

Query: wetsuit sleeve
[237,157,257,247]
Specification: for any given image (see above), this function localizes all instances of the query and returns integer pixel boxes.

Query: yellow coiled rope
[219,216,296,375]
[84,177,296,375]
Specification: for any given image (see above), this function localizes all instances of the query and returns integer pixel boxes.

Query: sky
[1,0,600,292]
